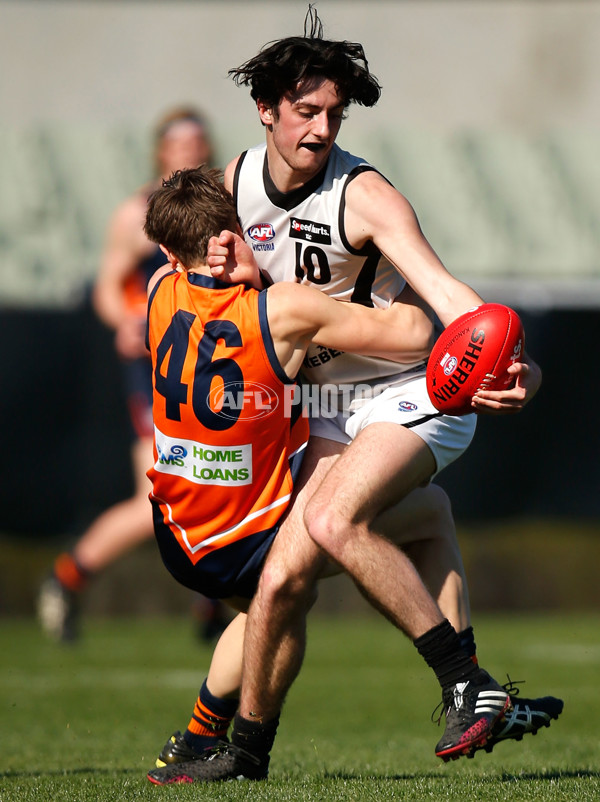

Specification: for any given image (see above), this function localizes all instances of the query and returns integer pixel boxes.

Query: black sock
[414,619,482,691]
[231,712,279,762]
[458,625,478,664]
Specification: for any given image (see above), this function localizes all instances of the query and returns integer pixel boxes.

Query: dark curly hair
[229,5,381,110]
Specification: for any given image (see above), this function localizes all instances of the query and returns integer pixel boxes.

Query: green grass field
[1,613,598,801]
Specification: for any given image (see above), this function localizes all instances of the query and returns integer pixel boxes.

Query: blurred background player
[37,107,230,643]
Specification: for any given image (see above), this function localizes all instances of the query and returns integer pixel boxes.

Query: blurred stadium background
[1,0,599,616]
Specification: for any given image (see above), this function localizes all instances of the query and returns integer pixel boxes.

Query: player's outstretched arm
[266,282,433,378]
[345,171,484,327]
[346,172,543,415]
[207,229,433,374]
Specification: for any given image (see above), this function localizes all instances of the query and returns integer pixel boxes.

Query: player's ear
[257,100,274,127]
[159,244,179,268]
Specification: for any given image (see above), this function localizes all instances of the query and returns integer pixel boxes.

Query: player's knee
[258,558,318,611]
[425,485,455,538]
[304,498,346,559]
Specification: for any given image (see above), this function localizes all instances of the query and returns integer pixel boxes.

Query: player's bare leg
[305,424,445,632]
[206,444,471,714]
[235,440,467,718]
[374,482,470,634]
[202,482,469,708]
[205,612,247,699]
[73,436,154,571]
[237,437,339,722]
[199,483,469,707]
[239,437,471,722]
[37,437,155,641]
[302,424,511,761]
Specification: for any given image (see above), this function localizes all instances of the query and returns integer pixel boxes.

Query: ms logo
[157,443,188,466]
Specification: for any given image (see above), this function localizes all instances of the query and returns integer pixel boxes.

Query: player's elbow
[387,301,435,362]
[410,312,435,359]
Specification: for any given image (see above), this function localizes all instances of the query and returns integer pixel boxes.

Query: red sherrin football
[426,303,525,416]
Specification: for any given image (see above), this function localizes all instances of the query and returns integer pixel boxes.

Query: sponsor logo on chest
[289,217,331,245]
[153,428,253,486]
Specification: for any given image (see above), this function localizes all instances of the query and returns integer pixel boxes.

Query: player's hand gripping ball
[426,303,525,415]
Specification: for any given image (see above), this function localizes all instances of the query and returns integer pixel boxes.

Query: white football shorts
[307,370,476,477]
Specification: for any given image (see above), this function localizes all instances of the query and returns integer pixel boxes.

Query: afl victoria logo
[248,223,275,242]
